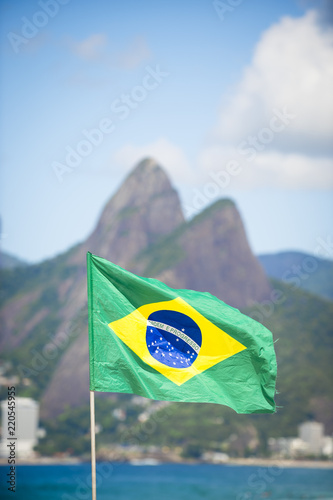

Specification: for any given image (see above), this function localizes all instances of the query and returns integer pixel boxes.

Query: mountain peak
[129,157,161,175]
[82,158,185,265]
[136,198,271,308]
[124,157,171,194]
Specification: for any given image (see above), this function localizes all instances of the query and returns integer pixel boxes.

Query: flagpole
[90,390,97,500]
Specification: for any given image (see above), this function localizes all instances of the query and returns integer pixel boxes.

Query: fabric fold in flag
[87,252,277,414]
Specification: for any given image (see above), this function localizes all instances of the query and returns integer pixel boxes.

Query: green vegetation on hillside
[0,249,80,308]
[0,248,83,400]
[248,280,333,438]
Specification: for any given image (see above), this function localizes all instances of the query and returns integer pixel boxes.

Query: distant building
[298,421,324,455]
[0,397,40,458]
[268,437,308,458]
[322,436,333,457]
[268,421,333,458]
[202,451,229,463]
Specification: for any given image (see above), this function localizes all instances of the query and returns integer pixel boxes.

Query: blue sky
[0,0,332,263]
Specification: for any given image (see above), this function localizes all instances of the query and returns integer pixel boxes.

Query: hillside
[259,251,333,301]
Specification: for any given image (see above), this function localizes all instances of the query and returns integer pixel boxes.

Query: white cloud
[198,145,333,190]
[252,152,333,189]
[196,9,333,193]
[215,10,333,157]
[113,138,193,183]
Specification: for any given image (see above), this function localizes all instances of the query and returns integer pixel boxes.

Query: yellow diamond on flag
[108,297,246,386]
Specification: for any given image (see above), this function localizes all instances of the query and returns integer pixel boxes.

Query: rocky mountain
[72,157,185,267]
[135,198,271,308]
[0,158,284,418]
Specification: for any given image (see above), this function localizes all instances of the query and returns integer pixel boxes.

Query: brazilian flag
[87,252,276,414]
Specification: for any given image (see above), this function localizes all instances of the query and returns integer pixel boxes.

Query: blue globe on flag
[146,310,202,369]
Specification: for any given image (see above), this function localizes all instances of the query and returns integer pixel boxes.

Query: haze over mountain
[0,159,332,433]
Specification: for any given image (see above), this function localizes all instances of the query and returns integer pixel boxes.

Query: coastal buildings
[269,421,333,458]
[0,397,40,458]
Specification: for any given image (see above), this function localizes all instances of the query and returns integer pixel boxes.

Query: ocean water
[1,463,332,500]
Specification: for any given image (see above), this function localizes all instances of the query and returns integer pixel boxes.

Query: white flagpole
[90,390,97,500]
